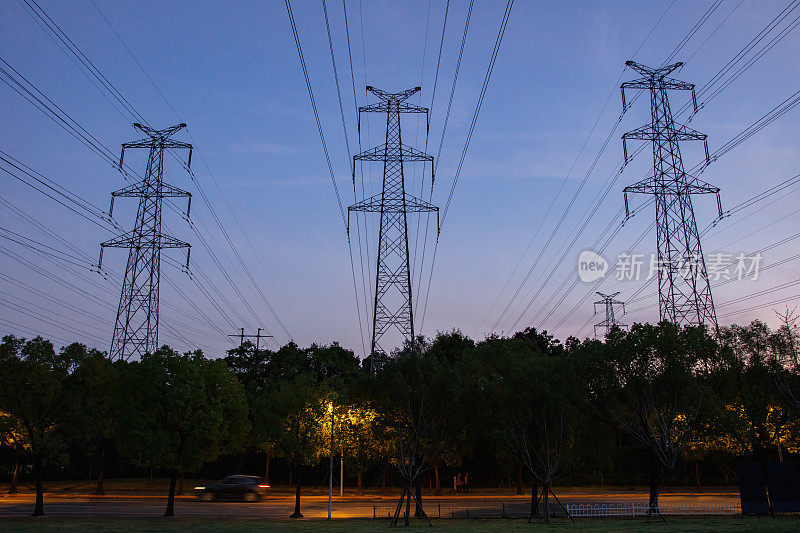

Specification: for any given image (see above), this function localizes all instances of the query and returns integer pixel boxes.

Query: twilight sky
[2,0,800,358]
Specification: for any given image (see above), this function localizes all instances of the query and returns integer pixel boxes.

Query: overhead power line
[419,0,514,332]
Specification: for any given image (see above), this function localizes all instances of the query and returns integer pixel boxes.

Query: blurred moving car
[194,475,269,502]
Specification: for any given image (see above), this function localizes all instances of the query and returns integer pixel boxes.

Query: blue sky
[2,0,800,357]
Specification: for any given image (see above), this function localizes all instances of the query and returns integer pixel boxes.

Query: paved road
[0,491,740,519]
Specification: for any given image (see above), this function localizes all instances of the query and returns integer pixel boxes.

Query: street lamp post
[328,398,334,520]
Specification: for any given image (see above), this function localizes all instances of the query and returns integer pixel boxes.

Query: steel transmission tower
[594,291,627,338]
[100,123,192,360]
[621,61,722,331]
[349,86,438,366]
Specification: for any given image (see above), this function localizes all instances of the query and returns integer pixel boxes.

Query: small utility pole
[228,328,272,349]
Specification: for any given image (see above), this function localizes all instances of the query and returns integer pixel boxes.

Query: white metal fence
[370,501,740,519]
[565,502,740,518]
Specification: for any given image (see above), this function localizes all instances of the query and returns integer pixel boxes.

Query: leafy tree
[426,331,474,496]
[584,322,720,516]
[770,310,800,418]
[272,373,328,518]
[66,347,119,494]
[715,321,793,460]
[465,333,579,523]
[375,341,459,526]
[116,347,249,516]
[335,405,384,492]
[224,341,281,484]
[0,410,28,493]
[0,336,82,516]
[253,341,360,518]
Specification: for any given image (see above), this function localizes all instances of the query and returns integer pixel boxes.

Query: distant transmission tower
[621,61,722,331]
[594,291,627,338]
[349,86,438,368]
[100,123,192,360]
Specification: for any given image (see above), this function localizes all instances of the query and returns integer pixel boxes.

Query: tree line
[1,318,800,521]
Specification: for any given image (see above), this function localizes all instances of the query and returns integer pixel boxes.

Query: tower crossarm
[353,144,434,163]
[625,60,684,79]
[359,102,429,115]
[349,193,438,214]
[364,85,420,103]
[122,138,193,150]
[101,231,190,249]
[622,122,706,142]
[348,194,438,236]
[111,181,191,198]
[621,77,695,92]
[620,61,697,113]
[130,122,188,140]
[119,123,193,170]
[623,175,720,196]
[357,98,430,136]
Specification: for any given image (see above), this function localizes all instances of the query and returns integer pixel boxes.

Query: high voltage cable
[0,317,74,347]
[497,1,800,335]
[34,0,297,342]
[693,0,800,110]
[285,0,347,228]
[0,228,95,269]
[718,293,800,319]
[419,0,514,332]
[412,0,450,321]
[1,51,271,345]
[476,77,630,332]
[428,0,450,124]
[409,0,432,301]
[434,0,474,171]
[323,0,353,167]
[573,100,800,333]
[440,0,513,226]
[19,0,145,122]
[685,0,745,64]
[0,272,110,322]
[662,0,724,65]
[321,0,367,357]
[0,288,111,335]
[486,0,732,335]
[0,203,230,343]
[343,0,374,355]
[536,88,800,335]
[0,295,107,345]
[474,0,681,331]
[0,151,236,344]
[0,150,117,227]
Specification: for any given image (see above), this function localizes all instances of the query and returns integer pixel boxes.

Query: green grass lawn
[0,517,797,532]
